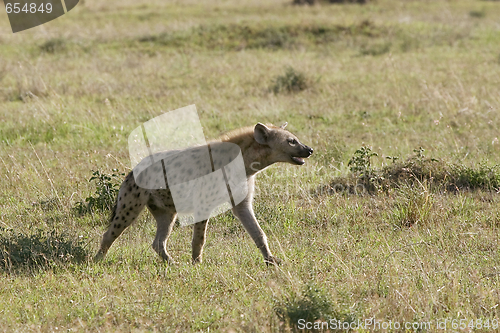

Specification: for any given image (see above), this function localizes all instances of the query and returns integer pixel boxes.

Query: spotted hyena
[95,122,313,265]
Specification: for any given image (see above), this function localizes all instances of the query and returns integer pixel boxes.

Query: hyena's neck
[219,129,274,176]
[242,142,274,176]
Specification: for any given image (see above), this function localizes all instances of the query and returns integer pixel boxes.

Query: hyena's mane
[217,124,280,149]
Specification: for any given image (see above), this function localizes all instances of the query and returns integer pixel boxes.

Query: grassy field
[1,0,500,331]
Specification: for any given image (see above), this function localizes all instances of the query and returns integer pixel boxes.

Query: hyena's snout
[291,144,313,165]
[303,145,313,157]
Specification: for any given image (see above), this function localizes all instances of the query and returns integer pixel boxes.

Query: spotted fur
[94,123,313,265]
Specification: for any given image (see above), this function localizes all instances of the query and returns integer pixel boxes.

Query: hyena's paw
[93,252,105,262]
[154,248,177,265]
[265,256,282,266]
[192,256,203,265]
[163,256,177,265]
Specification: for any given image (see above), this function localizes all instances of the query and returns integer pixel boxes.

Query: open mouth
[291,156,306,165]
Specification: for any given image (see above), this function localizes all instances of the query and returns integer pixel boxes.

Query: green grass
[1,0,500,331]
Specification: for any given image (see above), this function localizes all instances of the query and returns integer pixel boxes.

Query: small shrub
[275,284,332,324]
[0,227,89,272]
[345,146,381,192]
[275,284,354,329]
[74,169,124,215]
[412,146,427,162]
[271,66,309,94]
[39,38,67,53]
[253,27,293,49]
[347,146,378,175]
[469,10,486,18]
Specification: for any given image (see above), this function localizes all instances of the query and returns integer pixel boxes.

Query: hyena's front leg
[232,200,281,266]
[192,219,208,264]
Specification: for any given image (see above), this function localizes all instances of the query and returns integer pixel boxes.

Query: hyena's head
[254,122,313,166]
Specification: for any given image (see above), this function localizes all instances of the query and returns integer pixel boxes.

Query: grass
[0,0,500,331]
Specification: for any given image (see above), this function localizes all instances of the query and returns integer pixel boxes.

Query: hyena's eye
[288,138,297,146]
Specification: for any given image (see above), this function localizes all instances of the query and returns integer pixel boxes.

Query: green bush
[74,169,124,215]
[275,284,334,325]
[271,66,309,94]
[348,146,378,175]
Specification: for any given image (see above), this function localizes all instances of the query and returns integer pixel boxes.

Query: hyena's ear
[254,123,270,145]
[280,122,288,129]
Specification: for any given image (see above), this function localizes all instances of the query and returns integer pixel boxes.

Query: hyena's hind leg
[94,173,149,261]
[147,203,178,264]
[192,219,208,264]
